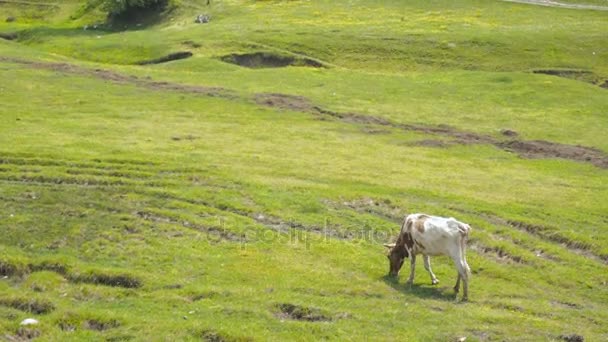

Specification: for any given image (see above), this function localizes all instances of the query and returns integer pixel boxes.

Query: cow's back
[410,215,463,256]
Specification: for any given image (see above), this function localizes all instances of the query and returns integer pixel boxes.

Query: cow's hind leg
[452,256,469,301]
[423,255,439,285]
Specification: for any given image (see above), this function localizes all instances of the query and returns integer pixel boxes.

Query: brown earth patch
[0,57,235,99]
[559,334,584,342]
[199,329,253,342]
[0,32,17,40]
[507,220,607,263]
[220,52,325,69]
[255,91,608,168]
[84,319,120,331]
[497,140,608,168]
[254,93,315,112]
[0,297,55,314]
[68,270,142,288]
[136,51,192,65]
[469,243,526,264]
[409,139,451,148]
[275,303,332,322]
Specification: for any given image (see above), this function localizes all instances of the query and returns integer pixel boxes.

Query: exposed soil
[469,243,526,264]
[136,51,193,65]
[533,69,592,78]
[0,297,55,314]
[409,139,452,148]
[3,57,606,169]
[0,57,235,99]
[497,140,608,168]
[533,69,605,88]
[68,271,142,288]
[220,52,324,69]
[255,91,608,168]
[275,303,332,322]
[559,334,584,342]
[0,32,17,40]
[84,319,120,331]
[199,329,253,342]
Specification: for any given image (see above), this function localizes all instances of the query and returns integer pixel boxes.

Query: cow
[384,213,472,300]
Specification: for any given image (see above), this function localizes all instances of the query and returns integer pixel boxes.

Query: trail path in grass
[502,0,608,10]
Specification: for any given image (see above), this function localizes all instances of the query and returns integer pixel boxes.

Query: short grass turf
[1,0,607,341]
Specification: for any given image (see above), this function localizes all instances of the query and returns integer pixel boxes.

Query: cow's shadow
[381,275,460,302]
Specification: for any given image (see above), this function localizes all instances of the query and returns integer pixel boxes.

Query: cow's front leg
[423,255,439,285]
[405,254,416,286]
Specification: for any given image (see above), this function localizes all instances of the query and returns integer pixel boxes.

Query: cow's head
[384,242,408,277]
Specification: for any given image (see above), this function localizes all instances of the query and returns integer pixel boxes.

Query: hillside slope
[1,0,607,340]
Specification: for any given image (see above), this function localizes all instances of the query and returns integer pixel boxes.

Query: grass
[1,0,607,340]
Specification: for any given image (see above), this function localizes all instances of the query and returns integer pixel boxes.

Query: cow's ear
[383,243,396,248]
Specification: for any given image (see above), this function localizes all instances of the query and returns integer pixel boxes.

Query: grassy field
[1,0,607,340]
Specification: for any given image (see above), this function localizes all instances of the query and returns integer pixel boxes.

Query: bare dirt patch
[137,51,193,65]
[409,139,452,148]
[275,303,332,322]
[220,52,324,68]
[0,57,235,99]
[68,270,142,288]
[469,243,526,264]
[507,220,607,263]
[199,329,253,342]
[254,93,315,112]
[496,140,608,168]
[84,319,120,331]
[0,32,17,40]
[0,297,55,314]
[559,333,584,342]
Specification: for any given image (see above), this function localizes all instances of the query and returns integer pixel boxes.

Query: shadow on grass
[381,275,459,302]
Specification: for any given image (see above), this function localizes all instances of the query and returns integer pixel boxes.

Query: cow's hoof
[431,279,439,285]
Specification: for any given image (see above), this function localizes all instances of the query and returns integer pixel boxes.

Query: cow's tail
[458,223,471,276]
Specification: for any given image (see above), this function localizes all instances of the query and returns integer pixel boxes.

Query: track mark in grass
[0,258,29,277]
[469,243,527,264]
[137,51,193,65]
[532,68,607,89]
[220,52,325,69]
[134,210,244,242]
[68,270,142,288]
[275,303,332,322]
[15,327,41,340]
[0,297,55,314]
[330,197,403,222]
[448,206,607,265]
[0,57,236,99]
[507,220,607,264]
[255,92,608,168]
[0,32,17,40]
[199,329,253,342]
[497,140,608,169]
[84,318,120,331]
[558,333,585,342]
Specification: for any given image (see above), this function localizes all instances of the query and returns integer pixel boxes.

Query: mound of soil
[220,52,324,68]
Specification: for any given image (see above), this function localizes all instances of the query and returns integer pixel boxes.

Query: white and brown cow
[384,213,472,300]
